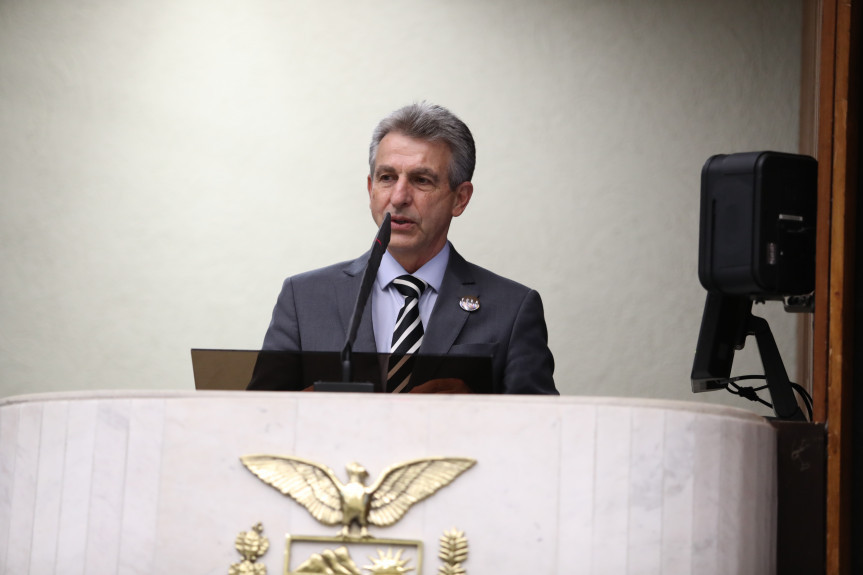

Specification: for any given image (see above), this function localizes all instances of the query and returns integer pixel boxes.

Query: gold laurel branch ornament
[437,529,468,575]
[229,522,269,575]
[240,455,476,539]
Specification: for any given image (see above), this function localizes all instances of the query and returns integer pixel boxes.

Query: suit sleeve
[261,277,301,351]
[501,289,557,395]
[247,278,304,391]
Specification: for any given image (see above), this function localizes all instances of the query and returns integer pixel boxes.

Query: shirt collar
[376,242,451,294]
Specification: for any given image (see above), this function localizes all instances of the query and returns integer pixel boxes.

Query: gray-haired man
[255,103,557,394]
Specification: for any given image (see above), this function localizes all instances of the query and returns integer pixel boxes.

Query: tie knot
[392,275,427,300]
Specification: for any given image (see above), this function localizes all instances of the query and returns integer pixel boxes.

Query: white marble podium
[0,391,776,574]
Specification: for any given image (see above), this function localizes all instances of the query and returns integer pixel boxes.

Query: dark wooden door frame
[811,0,859,572]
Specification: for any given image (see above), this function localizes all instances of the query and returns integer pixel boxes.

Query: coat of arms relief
[231,455,475,575]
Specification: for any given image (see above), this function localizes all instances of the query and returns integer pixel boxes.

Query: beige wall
[0,0,803,414]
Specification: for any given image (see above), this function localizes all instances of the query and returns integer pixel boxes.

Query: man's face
[368,131,472,273]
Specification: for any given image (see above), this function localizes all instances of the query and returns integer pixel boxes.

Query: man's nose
[390,178,412,206]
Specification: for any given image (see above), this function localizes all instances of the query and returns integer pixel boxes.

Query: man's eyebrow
[374,165,440,183]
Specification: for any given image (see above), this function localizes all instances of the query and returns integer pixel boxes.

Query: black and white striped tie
[387,275,427,392]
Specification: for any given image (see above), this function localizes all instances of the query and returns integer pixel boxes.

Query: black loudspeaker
[698,151,817,297]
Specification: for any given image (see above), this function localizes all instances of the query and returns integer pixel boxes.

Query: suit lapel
[421,248,476,355]
[336,253,377,353]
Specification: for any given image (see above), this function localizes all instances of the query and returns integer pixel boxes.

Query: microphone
[341,211,391,378]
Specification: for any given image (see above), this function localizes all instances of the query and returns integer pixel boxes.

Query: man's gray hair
[369,102,476,191]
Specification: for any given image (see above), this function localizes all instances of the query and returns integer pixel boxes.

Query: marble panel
[627,407,665,574]
[418,395,564,574]
[29,400,69,575]
[84,399,132,573]
[557,403,597,570]
[0,401,20,573]
[690,413,723,574]
[5,402,43,574]
[591,404,632,573]
[728,419,776,574]
[55,398,99,575]
[117,398,166,575]
[660,410,696,575]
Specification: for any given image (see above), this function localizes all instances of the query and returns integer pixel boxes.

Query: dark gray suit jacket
[258,247,557,394]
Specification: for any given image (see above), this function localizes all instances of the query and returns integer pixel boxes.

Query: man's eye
[379,174,394,182]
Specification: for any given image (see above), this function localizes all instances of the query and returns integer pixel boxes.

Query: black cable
[722,375,813,421]
[789,382,814,421]
[725,379,773,409]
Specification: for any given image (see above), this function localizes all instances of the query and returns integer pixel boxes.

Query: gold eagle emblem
[240,455,475,539]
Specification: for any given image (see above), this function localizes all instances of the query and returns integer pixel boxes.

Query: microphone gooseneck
[341,212,391,381]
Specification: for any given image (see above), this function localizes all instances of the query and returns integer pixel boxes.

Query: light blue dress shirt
[372,242,451,353]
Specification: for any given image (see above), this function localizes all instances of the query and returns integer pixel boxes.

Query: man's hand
[408,378,472,394]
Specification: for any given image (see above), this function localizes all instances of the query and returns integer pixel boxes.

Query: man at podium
[256,102,557,395]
